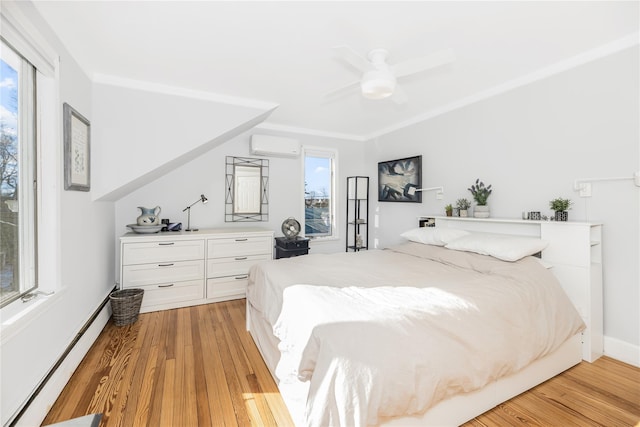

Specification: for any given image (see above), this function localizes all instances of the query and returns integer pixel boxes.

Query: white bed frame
[246,216,594,426]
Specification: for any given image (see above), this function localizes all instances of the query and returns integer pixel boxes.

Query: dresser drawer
[139,279,204,308]
[206,276,247,300]
[208,236,271,258]
[207,254,270,278]
[122,260,205,287]
[123,239,205,265]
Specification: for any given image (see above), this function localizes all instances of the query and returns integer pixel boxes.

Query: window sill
[0,288,65,344]
[307,235,339,243]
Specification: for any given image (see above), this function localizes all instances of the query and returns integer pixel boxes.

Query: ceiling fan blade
[332,45,372,72]
[391,84,408,105]
[324,80,360,99]
[392,48,455,78]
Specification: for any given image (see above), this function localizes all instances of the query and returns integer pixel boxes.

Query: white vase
[474,205,490,218]
[459,209,468,218]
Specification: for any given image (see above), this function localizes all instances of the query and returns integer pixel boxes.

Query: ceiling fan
[327,46,455,104]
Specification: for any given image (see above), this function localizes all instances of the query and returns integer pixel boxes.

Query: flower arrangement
[549,197,572,212]
[468,179,492,206]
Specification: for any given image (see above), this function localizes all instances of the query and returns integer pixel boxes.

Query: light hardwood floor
[43,299,640,427]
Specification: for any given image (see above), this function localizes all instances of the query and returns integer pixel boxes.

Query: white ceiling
[33,1,639,141]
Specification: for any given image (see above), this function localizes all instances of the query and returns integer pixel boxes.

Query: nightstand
[274,236,310,259]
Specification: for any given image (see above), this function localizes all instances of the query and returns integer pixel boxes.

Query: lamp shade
[361,70,396,100]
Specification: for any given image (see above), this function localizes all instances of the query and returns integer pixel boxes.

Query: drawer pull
[158,263,174,267]
[235,275,249,280]
[158,284,175,288]
[235,257,248,260]
[235,238,248,242]
[158,242,174,246]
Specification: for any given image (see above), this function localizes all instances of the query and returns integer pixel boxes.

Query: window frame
[301,146,338,240]
[1,2,60,318]
[1,39,38,308]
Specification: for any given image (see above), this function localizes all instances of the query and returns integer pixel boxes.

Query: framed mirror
[225,156,269,222]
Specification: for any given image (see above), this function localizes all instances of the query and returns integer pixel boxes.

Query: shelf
[420,215,602,227]
[347,176,369,252]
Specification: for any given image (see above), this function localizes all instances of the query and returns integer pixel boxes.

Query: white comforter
[247,243,585,427]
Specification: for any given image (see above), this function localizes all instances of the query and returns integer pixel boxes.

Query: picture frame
[378,155,422,202]
[63,103,91,191]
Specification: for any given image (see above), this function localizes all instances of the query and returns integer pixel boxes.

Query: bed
[246,227,585,426]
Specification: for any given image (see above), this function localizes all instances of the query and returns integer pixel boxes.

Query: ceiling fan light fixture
[361,70,396,100]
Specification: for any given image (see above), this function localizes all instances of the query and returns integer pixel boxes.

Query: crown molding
[255,122,366,142]
[92,73,279,111]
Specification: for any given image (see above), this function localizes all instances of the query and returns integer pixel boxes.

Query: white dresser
[420,216,603,362]
[120,228,273,313]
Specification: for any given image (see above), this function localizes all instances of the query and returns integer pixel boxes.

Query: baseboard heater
[9,287,115,426]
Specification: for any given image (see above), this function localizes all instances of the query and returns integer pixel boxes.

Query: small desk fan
[281,217,301,239]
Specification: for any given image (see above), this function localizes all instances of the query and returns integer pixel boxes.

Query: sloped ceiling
[33,1,639,141]
[90,81,277,201]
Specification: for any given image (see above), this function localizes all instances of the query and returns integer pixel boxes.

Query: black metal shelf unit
[346,176,369,252]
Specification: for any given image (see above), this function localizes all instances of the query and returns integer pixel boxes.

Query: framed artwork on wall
[378,155,422,202]
[63,103,91,191]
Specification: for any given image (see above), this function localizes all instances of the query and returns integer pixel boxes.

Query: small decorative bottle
[356,234,363,249]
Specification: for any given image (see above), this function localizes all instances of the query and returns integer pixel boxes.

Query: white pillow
[445,232,549,262]
[400,227,470,246]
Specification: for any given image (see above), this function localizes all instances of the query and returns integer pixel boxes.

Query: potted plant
[549,197,572,221]
[456,198,471,217]
[445,204,453,217]
[468,178,492,218]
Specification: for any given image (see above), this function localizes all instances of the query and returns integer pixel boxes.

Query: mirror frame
[225,156,269,222]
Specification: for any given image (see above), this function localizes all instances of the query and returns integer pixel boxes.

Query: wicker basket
[109,288,144,326]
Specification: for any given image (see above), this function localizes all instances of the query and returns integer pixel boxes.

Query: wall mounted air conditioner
[250,134,300,158]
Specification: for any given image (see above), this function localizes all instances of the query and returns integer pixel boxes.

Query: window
[1,40,37,307]
[303,148,336,238]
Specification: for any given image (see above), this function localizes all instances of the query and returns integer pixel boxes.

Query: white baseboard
[604,335,640,368]
[15,303,112,427]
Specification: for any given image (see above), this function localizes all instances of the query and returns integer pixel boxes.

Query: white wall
[370,47,639,356]
[91,82,276,201]
[0,2,115,425]
[114,130,367,267]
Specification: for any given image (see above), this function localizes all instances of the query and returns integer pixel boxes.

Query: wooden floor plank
[43,299,640,427]
[128,344,158,427]
[199,303,239,426]
[191,307,213,426]
[145,312,169,427]
[110,316,149,427]
[80,321,141,420]
[212,302,251,426]
[159,358,175,426]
